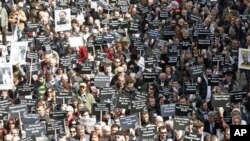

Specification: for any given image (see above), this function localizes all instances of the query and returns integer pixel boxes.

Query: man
[77,82,96,113]
[204,111,220,134]
[57,10,69,25]
[158,126,168,141]
[0,1,8,45]
[36,103,50,122]
[75,125,86,141]
[240,54,250,66]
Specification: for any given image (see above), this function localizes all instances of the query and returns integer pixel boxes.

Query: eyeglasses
[160,132,167,134]
[70,131,76,133]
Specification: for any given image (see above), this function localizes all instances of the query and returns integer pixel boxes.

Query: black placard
[142,72,158,82]
[145,57,156,69]
[131,95,147,114]
[20,136,36,141]
[8,104,27,119]
[173,116,190,130]
[120,115,139,130]
[139,126,157,139]
[93,103,110,116]
[168,48,179,66]
[59,56,73,69]
[20,99,36,112]
[185,83,197,95]
[26,23,40,32]
[26,52,39,63]
[212,94,230,107]
[162,29,176,40]
[190,14,201,22]
[198,39,210,49]
[0,100,11,109]
[188,65,204,80]
[21,113,39,124]
[99,87,116,103]
[230,91,247,103]
[116,96,131,109]
[212,54,225,66]
[148,29,160,39]
[184,132,202,141]
[94,75,110,87]
[207,75,223,86]
[109,20,120,30]
[47,120,65,135]
[24,122,46,137]
[95,52,107,61]
[50,111,67,120]
[79,62,94,74]
[17,85,35,96]
[159,11,169,19]
[175,104,193,117]
[160,104,176,117]
[129,23,139,33]
[55,92,73,104]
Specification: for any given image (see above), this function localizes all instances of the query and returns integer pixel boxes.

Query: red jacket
[79,46,88,62]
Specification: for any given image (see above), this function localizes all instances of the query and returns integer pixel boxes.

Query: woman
[90,131,101,141]
[6,119,18,134]
[43,87,56,102]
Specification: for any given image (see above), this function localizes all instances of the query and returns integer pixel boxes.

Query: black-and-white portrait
[55,9,71,32]
[10,41,28,65]
[0,63,13,90]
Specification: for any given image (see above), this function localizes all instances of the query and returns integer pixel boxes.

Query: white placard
[0,63,13,90]
[238,48,250,70]
[55,9,71,32]
[10,41,28,65]
[69,37,84,47]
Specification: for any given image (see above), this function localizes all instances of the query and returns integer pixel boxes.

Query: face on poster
[0,63,13,90]
[55,9,71,32]
[238,48,250,70]
[10,41,28,65]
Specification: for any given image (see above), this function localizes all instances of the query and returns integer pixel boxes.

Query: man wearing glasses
[77,82,96,114]
[158,126,168,141]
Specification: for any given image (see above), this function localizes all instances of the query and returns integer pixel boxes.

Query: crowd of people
[0,0,250,140]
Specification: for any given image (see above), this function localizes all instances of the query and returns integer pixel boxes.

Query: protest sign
[55,9,71,32]
[50,111,67,120]
[207,75,223,86]
[175,104,193,117]
[24,122,46,137]
[99,87,116,103]
[139,126,157,140]
[238,48,250,70]
[79,118,96,132]
[8,104,27,119]
[94,75,110,87]
[142,72,158,82]
[0,63,13,90]
[10,41,28,65]
[93,103,110,116]
[69,37,84,47]
[173,116,190,130]
[22,113,40,124]
[212,94,230,107]
[184,83,198,95]
[116,96,131,109]
[20,99,36,112]
[17,85,35,96]
[20,136,36,141]
[188,65,204,80]
[59,56,73,69]
[47,120,65,135]
[120,115,139,130]
[184,132,202,141]
[160,104,176,117]
[56,92,73,104]
[230,91,247,103]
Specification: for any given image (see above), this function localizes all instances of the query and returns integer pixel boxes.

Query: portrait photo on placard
[10,41,28,65]
[0,63,13,90]
[55,9,71,32]
[238,48,250,70]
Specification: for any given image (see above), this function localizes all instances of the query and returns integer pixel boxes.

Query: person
[57,10,69,25]
[8,4,27,40]
[240,54,250,66]
[0,1,8,45]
